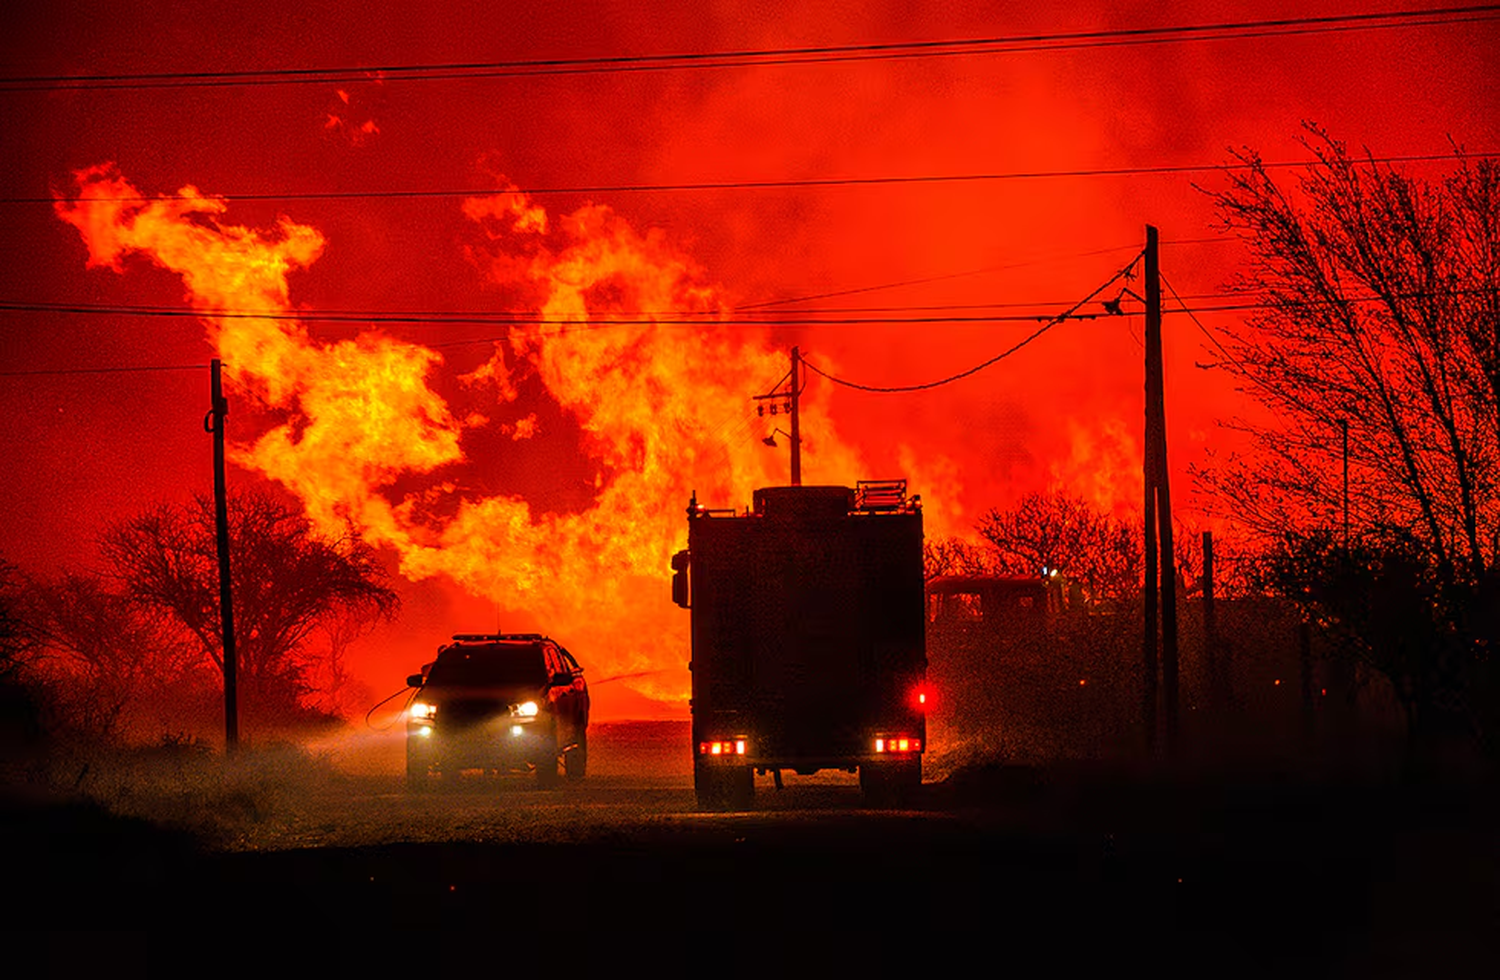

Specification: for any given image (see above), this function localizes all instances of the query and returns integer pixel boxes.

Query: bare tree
[922,536,998,581]
[0,557,50,765]
[101,490,399,725]
[0,558,36,680]
[1203,124,1499,580]
[975,490,1142,603]
[303,613,379,719]
[24,573,195,739]
[1200,126,1500,762]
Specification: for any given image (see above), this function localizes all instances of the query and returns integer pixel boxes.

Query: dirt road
[5,721,1497,972]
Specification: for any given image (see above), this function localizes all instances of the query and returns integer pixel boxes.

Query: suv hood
[419,682,546,704]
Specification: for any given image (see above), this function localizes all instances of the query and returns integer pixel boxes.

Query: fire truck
[671,480,927,809]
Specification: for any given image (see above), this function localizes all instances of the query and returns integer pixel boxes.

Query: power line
[801,251,1145,393]
[2,286,1480,379]
[0,362,208,378]
[2,285,1486,329]
[1160,274,1301,437]
[741,237,1237,311]
[0,299,1108,325]
[1161,273,1242,371]
[740,242,1149,311]
[3,6,1494,92]
[15,153,1494,207]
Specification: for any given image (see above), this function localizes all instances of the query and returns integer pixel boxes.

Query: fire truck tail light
[874,736,921,753]
[700,739,748,757]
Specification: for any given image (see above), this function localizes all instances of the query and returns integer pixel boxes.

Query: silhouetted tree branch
[922,537,998,581]
[0,557,37,681]
[1199,125,1500,766]
[101,490,398,723]
[975,490,1142,603]
[25,573,190,739]
[1201,124,1499,581]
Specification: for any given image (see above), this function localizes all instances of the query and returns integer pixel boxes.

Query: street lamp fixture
[762,427,791,448]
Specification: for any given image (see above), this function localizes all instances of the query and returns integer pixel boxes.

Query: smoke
[34,1,1500,715]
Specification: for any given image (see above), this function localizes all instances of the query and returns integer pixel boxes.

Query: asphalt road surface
[6,721,1498,973]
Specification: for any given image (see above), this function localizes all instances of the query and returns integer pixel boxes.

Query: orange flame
[56,164,867,703]
[1049,416,1142,520]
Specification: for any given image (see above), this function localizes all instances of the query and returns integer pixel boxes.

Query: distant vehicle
[926,574,1055,628]
[672,480,927,809]
[405,633,589,789]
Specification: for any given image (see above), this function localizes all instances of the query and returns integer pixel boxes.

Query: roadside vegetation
[925,129,1499,780]
[4,128,1497,822]
[0,490,395,826]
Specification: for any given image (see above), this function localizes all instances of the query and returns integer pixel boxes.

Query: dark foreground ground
[4,722,1497,973]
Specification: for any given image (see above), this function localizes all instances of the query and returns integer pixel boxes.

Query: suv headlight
[514,700,540,717]
[410,701,436,720]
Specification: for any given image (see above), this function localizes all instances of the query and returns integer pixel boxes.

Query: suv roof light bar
[450,633,548,642]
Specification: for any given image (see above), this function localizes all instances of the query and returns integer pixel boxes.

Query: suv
[405,634,589,789]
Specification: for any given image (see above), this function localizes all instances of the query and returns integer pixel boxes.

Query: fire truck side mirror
[671,550,690,608]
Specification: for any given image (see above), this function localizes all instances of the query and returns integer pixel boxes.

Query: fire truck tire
[694,761,756,811]
[727,765,755,810]
[693,761,719,810]
[565,735,588,782]
[860,758,920,806]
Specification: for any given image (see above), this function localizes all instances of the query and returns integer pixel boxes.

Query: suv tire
[535,735,561,789]
[406,741,433,791]
[565,734,588,782]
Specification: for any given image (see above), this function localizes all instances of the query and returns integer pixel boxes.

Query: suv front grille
[441,698,509,727]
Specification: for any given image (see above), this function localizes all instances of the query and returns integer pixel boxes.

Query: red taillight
[700,738,748,757]
[874,736,921,754]
[911,685,930,711]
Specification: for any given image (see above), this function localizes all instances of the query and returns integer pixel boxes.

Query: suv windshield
[425,644,548,687]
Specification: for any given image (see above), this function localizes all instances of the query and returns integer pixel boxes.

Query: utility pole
[757,347,804,486]
[1143,225,1180,760]
[204,359,238,753]
[789,346,802,487]
[1143,405,1158,755]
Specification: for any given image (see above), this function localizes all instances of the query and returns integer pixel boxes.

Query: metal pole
[1299,619,1316,750]
[1340,419,1350,551]
[206,359,238,753]
[1203,530,1219,719]
[790,346,802,487]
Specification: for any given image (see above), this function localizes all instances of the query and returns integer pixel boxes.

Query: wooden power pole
[757,347,804,486]
[205,359,239,753]
[1143,225,1180,759]
[789,346,802,487]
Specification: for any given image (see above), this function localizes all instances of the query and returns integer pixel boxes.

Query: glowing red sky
[2,1,1497,717]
